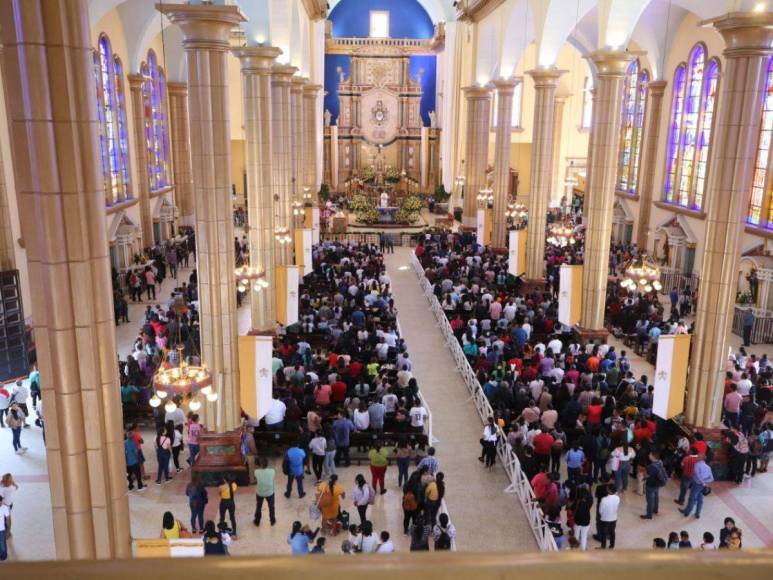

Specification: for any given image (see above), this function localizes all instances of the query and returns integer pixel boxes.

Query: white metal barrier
[410,252,558,552]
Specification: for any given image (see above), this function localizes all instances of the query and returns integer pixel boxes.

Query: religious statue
[380,190,390,208]
[429,110,437,128]
[747,268,759,303]
[324,109,332,127]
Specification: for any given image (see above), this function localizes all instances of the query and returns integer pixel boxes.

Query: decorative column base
[574,325,609,344]
[522,277,547,294]
[247,328,276,338]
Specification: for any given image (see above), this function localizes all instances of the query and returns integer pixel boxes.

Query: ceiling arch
[327,0,453,23]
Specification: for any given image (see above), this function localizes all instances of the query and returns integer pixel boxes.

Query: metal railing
[410,252,558,552]
[659,267,699,293]
[320,232,419,247]
[732,305,773,344]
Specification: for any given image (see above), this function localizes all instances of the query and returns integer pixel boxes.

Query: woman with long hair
[160,511,188,539]
[202,520,227,556]
[6,403,26,454]
[316,474,345,535]
[610,440,635,492]
[185,475,208,533]
[0,474,19,537]
[287,520,320,555]
[352,474,372,525]
[155,425,173,484]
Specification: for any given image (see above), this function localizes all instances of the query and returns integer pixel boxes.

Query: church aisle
[385,247,536,551]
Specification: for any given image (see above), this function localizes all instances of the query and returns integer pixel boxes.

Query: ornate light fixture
[620,254,663,294]
[292,200,305,225]
[302,187,312,204]
[476,187,494,207]
[506,201,528,225]
[149,345,215,411]
[274,226,292,245]
[235,264,270,293]
[547,222,576,248]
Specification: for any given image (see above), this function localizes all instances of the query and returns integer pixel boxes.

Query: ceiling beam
[456,0,506,23]
[301,0,327,21]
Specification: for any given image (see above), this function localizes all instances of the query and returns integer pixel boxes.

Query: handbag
[309,496,322,520]
[701,486,712,496]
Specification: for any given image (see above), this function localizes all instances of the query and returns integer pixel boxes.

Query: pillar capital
[554,92,571,103]
[272,63,299,84]
[462,85,492,100]
[702,11,773,58]
[587,49,635,77]
[232,45,282,74]
[490,77,519,95]
[291,75,308,93]
[646,79,667,96]
[303,83,323,96]
[126,73,144,90]
[166,81,188,96]
[526,68,567,87]
[157,3,246,50]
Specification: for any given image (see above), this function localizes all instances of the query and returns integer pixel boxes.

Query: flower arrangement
[385,166,400,183]
[132,253,149,265]
[350,194,379,224]
[361,166,376,184]
[394,195,423,224]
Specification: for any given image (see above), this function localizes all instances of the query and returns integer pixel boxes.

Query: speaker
[0,270,28,381]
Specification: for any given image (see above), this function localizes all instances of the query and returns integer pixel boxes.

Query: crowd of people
[415,230,772,550]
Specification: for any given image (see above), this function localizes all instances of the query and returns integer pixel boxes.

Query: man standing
[408,403,428,433]
[254,457,277,526]
[675,447,700,505]
[284,441,307,499]
[742,310,754,347]
[12,381,29,424]
[333,412,356,467]
[641,451,668,519]
[680,456,714,519]
[598,485,620,549]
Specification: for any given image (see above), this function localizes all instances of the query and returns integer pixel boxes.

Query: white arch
[536,0,596,67]
[499,0,536,78]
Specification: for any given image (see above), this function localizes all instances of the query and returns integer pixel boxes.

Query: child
[311,537,326,554]
[678,530,692,549]
[700,532,716,550]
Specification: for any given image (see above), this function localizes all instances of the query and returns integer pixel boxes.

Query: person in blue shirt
[124,432,144,491]
[565,442,585,483]
[284,443,307,498]
[288,521,319,555]
[679,458,714,518]
[333,412,356,467]
[512,325,528,348]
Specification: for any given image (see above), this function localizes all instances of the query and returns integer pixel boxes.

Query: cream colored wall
[231,139,246,200]
[487,42,590,203]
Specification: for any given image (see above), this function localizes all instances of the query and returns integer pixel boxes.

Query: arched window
[491,80,523,129]
[662,44,720,211]
[140,50,170,191]
[616,59,648,194]
[747,57,773,228]
[94,34,131,205]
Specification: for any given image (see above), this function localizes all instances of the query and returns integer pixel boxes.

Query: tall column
[687,13,773,428]
[303,84,322,200]
[0,119,14,270]
[272,64,297,264]
[233,46,281,332]
[167,81,195,227]
[635,80,667,249]
[290,76,306,230]
[160,3,246,431]
[551,94,569,202]
[461,86,491,226]
[128,74,153,247]
[525,69,565,281]
[578,51,634,337]
[491,78,518,248]
[0,0,130,559]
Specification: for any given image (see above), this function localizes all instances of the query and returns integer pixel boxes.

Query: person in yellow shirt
[161,511,188,539]
[367,443,389,494]
[423,472,444,526]
[218,476,238,536]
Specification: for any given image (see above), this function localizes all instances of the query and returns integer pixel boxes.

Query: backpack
[281,453,290,476]
[435,530,452,550]
[402,490,418,511]
[367,484,377,506]
[655,462,669,487]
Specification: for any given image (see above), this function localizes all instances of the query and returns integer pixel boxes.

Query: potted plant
[434,184,450,215]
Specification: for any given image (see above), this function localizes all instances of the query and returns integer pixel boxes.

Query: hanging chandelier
[274,226,292,245]
[235,264,269,293]
[620,254,663,294]
[477,187,494,207]
[547,223,576,248]
[150,345,216,412]
[302,187,312,204]
[506,201,528,222]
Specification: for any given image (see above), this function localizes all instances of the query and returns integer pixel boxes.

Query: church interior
[0,0,771,576]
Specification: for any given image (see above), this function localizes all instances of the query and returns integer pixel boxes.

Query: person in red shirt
[331,380,347,403]
[675,447,700,505]
[349,360,363,378]
[314,383,332,406]
[586,399,603,426]
[633,421,652,444]
[530,467,551,500]
[328,352,339,369]
[691,433,708,457]
[532,430,555,470]
[586,355,600,373]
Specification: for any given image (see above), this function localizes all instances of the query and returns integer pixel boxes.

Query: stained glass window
[142,50,171,192]
[616,60,648,194]
[94,34,130,205]
[663,44,719,210]
[747,56,773,227]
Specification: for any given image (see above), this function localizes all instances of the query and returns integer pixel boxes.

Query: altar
[377,206,399,223]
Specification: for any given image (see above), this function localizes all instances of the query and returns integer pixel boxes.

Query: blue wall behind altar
[329,0,434,39]
[324,1,437,127]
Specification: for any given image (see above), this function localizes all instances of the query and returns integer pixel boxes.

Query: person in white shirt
[547,338,563,357]
[376,530,394,553]
[382,391,398,414]
[409,405,428,431]
[358,521,378,553]
[165,404,186,429]
[352,403,370,431]
[598,486,620,549]
[264,396,287,430]
[736,374,753,397]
